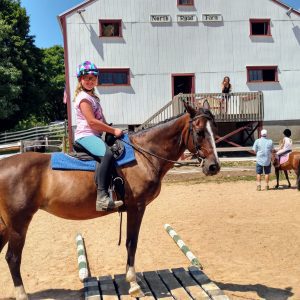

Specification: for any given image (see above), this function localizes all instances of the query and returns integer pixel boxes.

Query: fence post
[20,140,24,153]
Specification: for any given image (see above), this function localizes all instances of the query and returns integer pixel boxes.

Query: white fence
[0,121,67,145]
[0,121,67,155]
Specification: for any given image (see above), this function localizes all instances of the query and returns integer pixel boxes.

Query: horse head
[183,101,220,176]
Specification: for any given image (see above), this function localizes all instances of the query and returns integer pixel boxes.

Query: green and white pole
[164,224,203,270]
[76,234,89,282]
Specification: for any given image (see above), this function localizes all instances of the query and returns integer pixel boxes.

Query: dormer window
[250,19,271,36]
[177,0,194,6]
[99,20,122,37]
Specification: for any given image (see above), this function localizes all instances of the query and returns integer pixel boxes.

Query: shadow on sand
[215,281,293,300]
[28,288,83,300]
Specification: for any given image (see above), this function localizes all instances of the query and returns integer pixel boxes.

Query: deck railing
[136,92,263,130]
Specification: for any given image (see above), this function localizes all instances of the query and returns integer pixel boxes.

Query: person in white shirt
[276,129,292,158]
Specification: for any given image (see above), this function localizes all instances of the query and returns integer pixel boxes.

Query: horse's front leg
[274,168,280,189]
[284,170,291,188]
[125,203,145,297]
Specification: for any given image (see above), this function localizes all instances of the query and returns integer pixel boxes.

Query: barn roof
[57,0,300,25]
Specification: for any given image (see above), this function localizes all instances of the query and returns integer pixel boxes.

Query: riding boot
[95,147,123,211]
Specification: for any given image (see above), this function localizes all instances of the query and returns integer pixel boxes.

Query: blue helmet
[76,61,99,78]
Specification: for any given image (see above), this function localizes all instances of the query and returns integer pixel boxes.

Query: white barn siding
[61,0,300,126]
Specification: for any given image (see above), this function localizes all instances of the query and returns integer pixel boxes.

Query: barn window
[249,19,271,36]
[178,0,194,6]
[98,68,130,86]
[99,20,122,37]
[247,66,278,82]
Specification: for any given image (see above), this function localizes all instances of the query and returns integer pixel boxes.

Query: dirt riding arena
[1,169,300,300]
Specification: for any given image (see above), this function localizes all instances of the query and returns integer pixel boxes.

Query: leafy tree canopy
[0,0,67,131]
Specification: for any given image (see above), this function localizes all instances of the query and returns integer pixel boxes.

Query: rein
[121,114,212,167]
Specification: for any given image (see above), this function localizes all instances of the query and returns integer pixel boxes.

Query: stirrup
[96,193,123,211]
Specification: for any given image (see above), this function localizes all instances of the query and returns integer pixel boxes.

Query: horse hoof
[15,286,29,300]
[129,282,144,298]
[274,185,279,189]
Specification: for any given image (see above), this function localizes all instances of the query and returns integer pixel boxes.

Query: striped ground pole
[164,224,203,270]
[76,234,89,282]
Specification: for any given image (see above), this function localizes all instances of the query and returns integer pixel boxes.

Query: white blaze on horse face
[206,121,220,164]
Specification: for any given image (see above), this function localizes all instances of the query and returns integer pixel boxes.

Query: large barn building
[58,0,300,146]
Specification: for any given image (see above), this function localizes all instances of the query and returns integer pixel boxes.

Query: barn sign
[150,15,171,23]
[177,14,198,22]
[201,14,223,22]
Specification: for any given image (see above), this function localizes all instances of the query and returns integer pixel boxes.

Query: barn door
[172,74,195,97]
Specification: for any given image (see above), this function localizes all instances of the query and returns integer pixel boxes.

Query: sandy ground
[1,172,300,300]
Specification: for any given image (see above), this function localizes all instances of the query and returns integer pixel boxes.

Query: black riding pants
[95,145,114,193]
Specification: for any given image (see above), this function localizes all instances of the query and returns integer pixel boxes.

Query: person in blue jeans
[252,129,274,191]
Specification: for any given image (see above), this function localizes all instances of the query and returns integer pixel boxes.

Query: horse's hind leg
[284,170,291,188]
[5,217,32,300]
[297,163,300,191]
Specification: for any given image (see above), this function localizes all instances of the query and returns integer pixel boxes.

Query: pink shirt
[74,91,104,140]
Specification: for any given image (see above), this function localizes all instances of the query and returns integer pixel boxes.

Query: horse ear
[183,101,197,118]
[202,100,210,110]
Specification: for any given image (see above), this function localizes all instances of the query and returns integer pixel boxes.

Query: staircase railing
[136,92,263,131]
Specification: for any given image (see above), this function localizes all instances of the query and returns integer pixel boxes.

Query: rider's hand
[114,128,123,137]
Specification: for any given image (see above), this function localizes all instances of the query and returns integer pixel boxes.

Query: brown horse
[0,103,220,300]
[272,151,300,190]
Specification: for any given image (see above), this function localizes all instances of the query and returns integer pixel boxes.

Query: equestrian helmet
[283,129,291,137]
[76,61,99,78]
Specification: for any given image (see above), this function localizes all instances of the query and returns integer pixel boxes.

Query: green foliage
[0,0,67,132]
[13,114,47,131]
[40,46,67,122]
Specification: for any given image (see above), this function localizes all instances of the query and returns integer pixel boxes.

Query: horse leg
[284,170,291,188]
[0,217,8,253]
[274,168,280,189]
[5,217,32,300]
[125,205,145,297]
[297,163,300,191]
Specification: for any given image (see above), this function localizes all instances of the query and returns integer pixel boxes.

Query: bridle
[185,113,214,165]
[121,112,214,166]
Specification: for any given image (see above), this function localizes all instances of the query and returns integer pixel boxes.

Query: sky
[20,0,300,49]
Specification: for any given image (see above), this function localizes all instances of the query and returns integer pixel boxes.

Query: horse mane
[130,108,215,137]
[130,112,185,137]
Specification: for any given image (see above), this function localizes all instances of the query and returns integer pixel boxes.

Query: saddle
[71,134,126,204]
[71,133,125,161]
[275,150,292,168]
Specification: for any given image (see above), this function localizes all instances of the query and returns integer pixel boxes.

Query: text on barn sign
[202,14,223,22]
[177,15,198,22]
[150,15,171,23]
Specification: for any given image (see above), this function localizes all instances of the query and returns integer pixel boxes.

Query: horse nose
[209,164,219,173]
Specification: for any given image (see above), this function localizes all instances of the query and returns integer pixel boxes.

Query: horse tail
[0,215,8,253]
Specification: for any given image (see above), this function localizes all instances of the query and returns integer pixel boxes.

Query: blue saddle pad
[51,134,135,171]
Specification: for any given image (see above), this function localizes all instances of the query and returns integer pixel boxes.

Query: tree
[0,0,46,130]
[41,45,67,122]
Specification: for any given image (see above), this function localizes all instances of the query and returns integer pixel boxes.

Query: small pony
[272,151,300,190]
